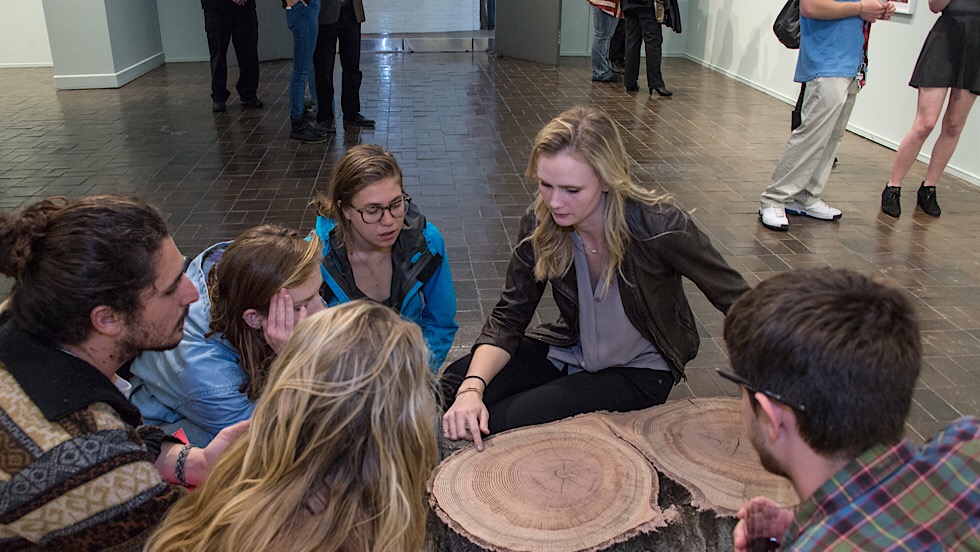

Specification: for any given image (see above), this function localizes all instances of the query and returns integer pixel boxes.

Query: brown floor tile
[2,54,978,443]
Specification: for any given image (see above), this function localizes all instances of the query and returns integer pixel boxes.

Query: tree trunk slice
[428,398,794,551]
[428,414,676,552]
[605,398,797,516]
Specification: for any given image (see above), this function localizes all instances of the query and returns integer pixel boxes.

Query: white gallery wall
[0,2,53,67]
[682,0,978,184]
[0,0,975,183]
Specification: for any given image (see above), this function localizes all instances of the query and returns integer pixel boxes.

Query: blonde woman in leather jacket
[441,106,749,451]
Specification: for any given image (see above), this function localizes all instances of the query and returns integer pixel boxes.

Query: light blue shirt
[796,1,865,82]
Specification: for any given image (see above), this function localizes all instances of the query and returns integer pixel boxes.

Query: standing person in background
[881,0,979,218]
[314,0,376,131]
[589,0,623,83]
[759,0,895,231]
[480,0,496,30]
[203,0,262,113]
[284,0,330,143]
[609,18,626,74]
[622,0,671,96]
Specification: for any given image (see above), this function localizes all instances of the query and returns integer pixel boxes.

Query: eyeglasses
[716,369,806,412]
[352,194,411,224]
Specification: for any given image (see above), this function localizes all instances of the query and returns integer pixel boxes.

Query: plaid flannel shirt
[783,416,980,551]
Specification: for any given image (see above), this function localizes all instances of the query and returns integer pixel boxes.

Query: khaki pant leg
[761,77,858,209]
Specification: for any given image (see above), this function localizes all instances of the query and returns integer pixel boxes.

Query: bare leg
[924,88,978,186]
[886,87,947,187]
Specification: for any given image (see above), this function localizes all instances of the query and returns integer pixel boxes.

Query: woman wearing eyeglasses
[313,144,458,371]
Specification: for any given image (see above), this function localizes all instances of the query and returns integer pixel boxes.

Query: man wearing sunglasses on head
[721,267,978,552]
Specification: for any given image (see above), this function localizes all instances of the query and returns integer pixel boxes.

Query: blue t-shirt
[795,0,865,82]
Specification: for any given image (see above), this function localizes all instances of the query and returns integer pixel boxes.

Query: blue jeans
[286,0,320,120]
[591,6,618,80]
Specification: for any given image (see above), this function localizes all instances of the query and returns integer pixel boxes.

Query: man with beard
[721,268,979,551]
[0,195,248,550]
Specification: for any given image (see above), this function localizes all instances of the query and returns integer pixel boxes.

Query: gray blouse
[547,233,670,375]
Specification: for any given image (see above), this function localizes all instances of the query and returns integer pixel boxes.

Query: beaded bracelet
[462,374,488,388]
[455,387,483,399]
[175,444,193,487]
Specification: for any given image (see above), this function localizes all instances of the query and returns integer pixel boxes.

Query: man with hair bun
[0,195,247,550]
[724,267,979,551]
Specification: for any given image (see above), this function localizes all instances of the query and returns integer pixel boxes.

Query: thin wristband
[462,374,487,388]
[455,387,484,399]
[175,444,193,487]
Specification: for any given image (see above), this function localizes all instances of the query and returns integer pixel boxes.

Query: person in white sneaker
[759,0,895,231]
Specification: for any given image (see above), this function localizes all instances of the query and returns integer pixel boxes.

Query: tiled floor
[1,53,978,443]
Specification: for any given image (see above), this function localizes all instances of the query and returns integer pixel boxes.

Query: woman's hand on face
[442,391,491,451]
[263,288,307,353]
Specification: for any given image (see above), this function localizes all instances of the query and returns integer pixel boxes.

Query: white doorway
[362,0,481,34]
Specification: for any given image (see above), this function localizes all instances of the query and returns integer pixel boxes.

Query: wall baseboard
[0,62,54,68]
[53,51,164,90]
[163,56,210,63]
[682,54,979,187]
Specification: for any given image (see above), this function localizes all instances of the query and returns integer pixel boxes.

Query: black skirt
[908,0,980,95]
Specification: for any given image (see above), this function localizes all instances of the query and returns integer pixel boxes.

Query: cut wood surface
[428,398,795,551]
[428,414,674,552]
[606,398,797,515]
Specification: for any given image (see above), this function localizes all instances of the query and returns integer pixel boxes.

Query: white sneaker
[785,200,842,221]
[759,206,789,231]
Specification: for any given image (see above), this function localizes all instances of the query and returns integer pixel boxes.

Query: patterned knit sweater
[0,313,184,551]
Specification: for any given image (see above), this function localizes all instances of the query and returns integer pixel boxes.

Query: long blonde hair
[146,302,438,552]
[208,224,322,400]
[525,105,672,289]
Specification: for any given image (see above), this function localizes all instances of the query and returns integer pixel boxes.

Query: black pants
[203,4,260,103]
[609,18,625,64]
[624,7,665,90]
[440,337,674,434]
[313,4,362,122]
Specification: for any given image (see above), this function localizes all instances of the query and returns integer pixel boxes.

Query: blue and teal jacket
[314,203,458,370]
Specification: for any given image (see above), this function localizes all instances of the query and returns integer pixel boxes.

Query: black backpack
[773,0,801,49]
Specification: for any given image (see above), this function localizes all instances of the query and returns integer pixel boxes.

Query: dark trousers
[624,7,665,90]
[609,18,625,64]
[313,4,362,122]
[440,338,674,434]
[203,4,260,103]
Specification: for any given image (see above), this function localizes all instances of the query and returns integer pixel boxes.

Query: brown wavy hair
[207,225,321,400]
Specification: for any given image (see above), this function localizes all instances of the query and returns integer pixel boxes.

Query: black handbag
[773,0,801,49]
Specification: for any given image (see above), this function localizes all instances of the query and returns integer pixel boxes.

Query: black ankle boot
[881,185,901,218]
[290,117,329,143]
[916,182,941,217]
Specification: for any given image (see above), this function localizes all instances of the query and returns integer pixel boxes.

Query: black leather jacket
[474,200,749,382]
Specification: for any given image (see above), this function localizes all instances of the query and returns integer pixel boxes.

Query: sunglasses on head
[716,369,806,412]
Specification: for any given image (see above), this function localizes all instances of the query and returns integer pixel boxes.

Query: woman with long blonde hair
[441,105,749,450]
[131,224,324,445]
[145,301,438,552]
